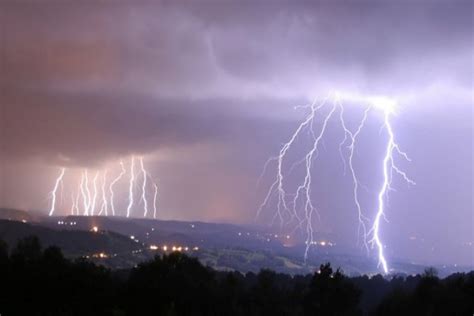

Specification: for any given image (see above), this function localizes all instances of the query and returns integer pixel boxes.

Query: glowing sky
[0,1,472,266]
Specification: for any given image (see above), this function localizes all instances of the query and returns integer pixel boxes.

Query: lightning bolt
[295,101,338,260]
[74,186,80,215]
[70,193,75,215]
[126,156,136,218]
[89,171,99,216]
[47,155,159,219]
[60,175,65,208]
[48,168,66,216]
[368,106,415,273]
[258,96,339,260]
[152,181,158,219]
[258,92,414,273]
[338,99,372,252]
[109,161,126,216]
[80,170,89,215]
[139,157,149,217]
[84,170,93,215]
[98,170,108,216]
[257,97,329,226]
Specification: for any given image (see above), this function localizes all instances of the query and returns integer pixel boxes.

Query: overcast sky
[1,0,472,266]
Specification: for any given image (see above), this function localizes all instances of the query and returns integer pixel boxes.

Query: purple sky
[1,1,472,266]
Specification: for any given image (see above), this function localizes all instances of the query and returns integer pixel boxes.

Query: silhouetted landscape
[1,235,473,316]
[1,211,473,315]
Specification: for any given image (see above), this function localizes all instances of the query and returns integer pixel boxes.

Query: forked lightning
[258,92,414,273]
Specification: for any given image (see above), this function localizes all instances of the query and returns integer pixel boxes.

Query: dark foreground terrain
[0,236,473,316]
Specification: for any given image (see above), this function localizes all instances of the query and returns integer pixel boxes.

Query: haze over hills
[0,209,470,277]
[0,208,37,222]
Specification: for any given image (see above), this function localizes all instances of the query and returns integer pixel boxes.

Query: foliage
[0,237,473,316]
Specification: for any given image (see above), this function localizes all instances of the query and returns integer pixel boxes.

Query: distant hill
[40,215,296,252]
[0,210,444,276]
[0,220,141,258]
[0,208,36,222]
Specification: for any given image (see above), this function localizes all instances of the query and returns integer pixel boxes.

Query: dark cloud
[3,1,471,98]
[2,0,471,163]
[2,88,296,166]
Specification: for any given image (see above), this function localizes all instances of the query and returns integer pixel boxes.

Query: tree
[304,263,361,316]
[10,235,42,263]
[0,238,8,263]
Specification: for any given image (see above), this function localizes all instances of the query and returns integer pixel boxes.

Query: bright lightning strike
[74,187,80,215]
[338,100,371,252]
[152,182,158,219]
[48,168,66,216]
[257,97,329,226]
[258,92,414,274]
[98,170,108,216]
[79,171,87,215]
[139,157,149,217]
[109,161,126,216]
[126,156,136,218]
[89,171,99,216]
[46,155,159,219]
[368,105,415,273]
[82,170,91,215]
[70,193,76,215]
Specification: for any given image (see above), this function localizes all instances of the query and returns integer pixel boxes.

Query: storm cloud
[2,1,471,163]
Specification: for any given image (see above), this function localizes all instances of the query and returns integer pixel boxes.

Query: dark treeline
[0,237,473,316]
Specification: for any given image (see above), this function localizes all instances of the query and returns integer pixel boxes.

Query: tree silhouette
[0,238,8,264]
[304,263,361,316]
[10,235,42,263]
[0,236,473,316]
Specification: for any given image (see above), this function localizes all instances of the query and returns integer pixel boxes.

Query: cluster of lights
[48,156,159,219]
[83,252,119,259]
[237,231,291,240]
[148,245,199,252]
[304,240,335,247]
[57,220,77,226]
[129,235,140,243]
[92,252,108,259]
[237,232,252,237]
